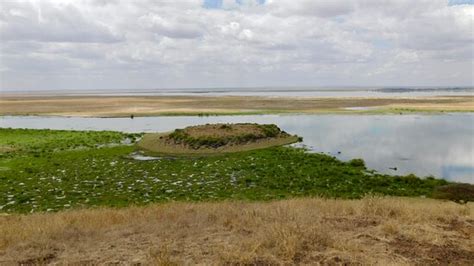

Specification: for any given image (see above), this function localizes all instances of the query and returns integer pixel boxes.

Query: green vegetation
[168,123,292,149]
[432,183,474,204]
[349,158,366,168]
[0,128,453,213]
[0,128,140,157]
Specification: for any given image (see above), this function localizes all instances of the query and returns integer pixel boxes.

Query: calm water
[1,114,473,183]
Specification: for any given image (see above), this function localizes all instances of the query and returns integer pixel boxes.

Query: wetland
[2,113,473,182]
[0,126,462,213]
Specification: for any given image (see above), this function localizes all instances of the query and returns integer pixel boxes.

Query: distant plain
[0,95,473,117]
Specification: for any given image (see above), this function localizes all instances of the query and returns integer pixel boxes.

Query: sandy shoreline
[0,95,473,117]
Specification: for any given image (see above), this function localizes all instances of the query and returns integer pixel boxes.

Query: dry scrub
[0,197,473,265]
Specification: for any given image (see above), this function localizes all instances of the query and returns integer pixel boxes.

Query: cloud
[138,14,205,39]
[0,0,472,91]
[0,1,123,43]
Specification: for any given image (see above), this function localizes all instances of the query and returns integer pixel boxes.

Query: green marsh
[0,128,449,213]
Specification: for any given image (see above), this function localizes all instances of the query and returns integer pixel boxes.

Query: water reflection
[1,114,473,183]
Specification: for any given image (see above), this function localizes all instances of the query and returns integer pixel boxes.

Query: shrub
[432,183,474,204]
[219,124,232,130]
[349,158,365,168]
[166,123,294,149]
[168,129,188,143]
[258,124,281,137]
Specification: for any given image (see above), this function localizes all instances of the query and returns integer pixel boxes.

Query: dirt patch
[0,146,16,153]
[18,253,56,265]
[391,235,474,265]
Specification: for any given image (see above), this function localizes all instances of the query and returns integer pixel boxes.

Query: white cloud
[138,13,205,39]
[0,1,123,43]
[0,0,472,91]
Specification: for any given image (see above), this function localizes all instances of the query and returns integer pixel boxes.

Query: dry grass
[182,124,267,138]
[0,95,472,117]
[1,197,473,265]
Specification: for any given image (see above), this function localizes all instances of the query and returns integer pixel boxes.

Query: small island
[137,123,301,155]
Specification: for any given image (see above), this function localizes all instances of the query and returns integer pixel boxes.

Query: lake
[1,114,473,183]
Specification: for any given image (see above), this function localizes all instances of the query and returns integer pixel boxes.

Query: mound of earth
[137,123,301,155]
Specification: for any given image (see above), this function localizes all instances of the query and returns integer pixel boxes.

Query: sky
[0,0,473,91]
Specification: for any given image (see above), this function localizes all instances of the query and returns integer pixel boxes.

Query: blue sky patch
[441,165,474,183]
[203,0,265,9]
[237,0,266,4]
[372,39,393,50]
[203,0,223,9]
[448,0,473,5]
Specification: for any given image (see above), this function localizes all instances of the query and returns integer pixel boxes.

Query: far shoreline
[0,95,472,117]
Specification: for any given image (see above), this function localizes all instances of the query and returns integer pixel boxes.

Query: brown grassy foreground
[0,95,473,117]
[1,197,473,265]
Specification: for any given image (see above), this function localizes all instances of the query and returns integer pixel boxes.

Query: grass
[0,128,137,157]
[0,128,454,213]
[0,197,472,264]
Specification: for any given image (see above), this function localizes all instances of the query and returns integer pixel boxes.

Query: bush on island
[349,158,366,168]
